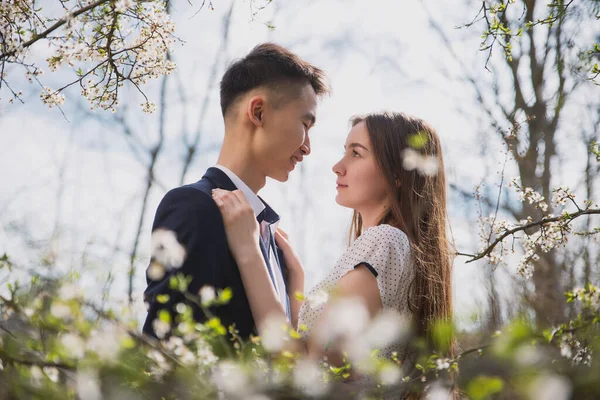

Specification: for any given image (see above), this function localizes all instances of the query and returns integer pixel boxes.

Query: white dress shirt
[214,165,288,316]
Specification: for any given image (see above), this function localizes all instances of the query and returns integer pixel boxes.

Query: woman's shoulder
[358,224,410,247]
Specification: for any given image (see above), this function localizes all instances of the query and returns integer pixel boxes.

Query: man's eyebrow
[343,143,370,151]
[303,112,316,125]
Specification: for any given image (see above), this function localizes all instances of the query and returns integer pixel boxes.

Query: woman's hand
[211,189,261,264]
[274,228,304,276]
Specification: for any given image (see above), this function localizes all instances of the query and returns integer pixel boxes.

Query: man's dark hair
[219,43,330,117]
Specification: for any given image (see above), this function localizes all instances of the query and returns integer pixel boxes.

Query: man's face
[253,83,318,182]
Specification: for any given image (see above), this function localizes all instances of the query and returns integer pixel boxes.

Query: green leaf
[408,131,429,149]
[218,288,233,303]
[158,309,171,324]
[156,294,170,304]
[467,376,504,400]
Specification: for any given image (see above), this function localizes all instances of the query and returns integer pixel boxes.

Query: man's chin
[268,171,290,183]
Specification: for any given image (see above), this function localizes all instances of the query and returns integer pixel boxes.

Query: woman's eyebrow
[344,143,369,151]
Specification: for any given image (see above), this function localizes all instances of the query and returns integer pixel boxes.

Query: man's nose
[301,136,311,156]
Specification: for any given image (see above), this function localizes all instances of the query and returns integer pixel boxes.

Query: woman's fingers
[275,229,291,249]
[212,189,254,220]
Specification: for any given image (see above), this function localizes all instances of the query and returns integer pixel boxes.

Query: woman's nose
[332,159,345,176]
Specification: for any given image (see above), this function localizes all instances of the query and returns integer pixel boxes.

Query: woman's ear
[247,96,264,127]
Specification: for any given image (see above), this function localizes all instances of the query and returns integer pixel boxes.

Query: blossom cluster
[476,179,583,278]
[2,0,178,112]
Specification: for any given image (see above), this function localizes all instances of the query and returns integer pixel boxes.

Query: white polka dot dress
[298,224,415,397]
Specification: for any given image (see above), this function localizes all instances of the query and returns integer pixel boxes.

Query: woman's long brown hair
[348,112,454,357]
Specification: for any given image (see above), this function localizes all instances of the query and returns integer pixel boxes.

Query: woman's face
[332,121,390,213]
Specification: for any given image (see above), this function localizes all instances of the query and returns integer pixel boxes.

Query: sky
[1,0,595,329]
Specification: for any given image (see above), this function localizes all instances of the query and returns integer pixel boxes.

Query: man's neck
[216,149,265,194]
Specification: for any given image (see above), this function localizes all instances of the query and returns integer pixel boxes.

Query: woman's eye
[352,150,360,157]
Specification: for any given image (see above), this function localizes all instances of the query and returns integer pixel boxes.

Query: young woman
[212,111,454,397]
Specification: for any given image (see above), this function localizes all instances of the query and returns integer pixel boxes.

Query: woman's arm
[235,245,290,332]
[306,264,382,366]
[211,189,289,335]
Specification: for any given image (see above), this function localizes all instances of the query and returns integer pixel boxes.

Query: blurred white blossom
[76,368,102,400]
[379,363,402,386]
[43,367,59,383]
[147,261,166,281]
[316,297,369,347]
[199,286,216,304]
[426,382,452,400]
[435,358,451,370]
[528,373,571,400]
[50,302,72,320]
[60,333,85,359]
[364,309,411,349]
[87,325,123,362]
[59,283,83,301]
[151,229,186,269]
[260,313,289,353]
[213,360,250,397]
[307,289,329,308]
[293,358,329,397]
[402,148,439,177]
[152,318,171,339]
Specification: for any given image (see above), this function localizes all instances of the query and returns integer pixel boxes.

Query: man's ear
[247,96,265,127]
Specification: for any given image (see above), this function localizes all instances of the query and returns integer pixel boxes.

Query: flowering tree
[2,1,600,399]
[432,0,600,327]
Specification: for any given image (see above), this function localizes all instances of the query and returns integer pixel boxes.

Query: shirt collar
[214,165,266,218]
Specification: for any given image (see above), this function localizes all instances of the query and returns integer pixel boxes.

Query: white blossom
[435,358,451,370]
[76,368,102,400]
[293,358,329,397]
[30,365,43,386]
[213,360,250,397]
[379,363,402,386]
[260,313,289,353]
[426,382,453,400]
[148,350,170,378]
[364,309,411,349]
[402,148,439,177]
[196,339,218,368]
[152,318,171,339]
[61,333,85,359]
[150,229,186,269]
[115,0,135,13]
[316,297,369,347]
[551,187,575,207]
[43,367,59,383]
[147,261,165,281]
[87,326,123,362]
[199,286,216,304]
[40,86,66,107]
[59,283,83,301]
[307,289,329,308]
[51,302,72,320]
[527,373,571,400]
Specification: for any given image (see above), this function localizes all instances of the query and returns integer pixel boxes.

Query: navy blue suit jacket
[142,167,288,339]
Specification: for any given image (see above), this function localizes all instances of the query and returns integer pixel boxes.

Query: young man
[142,43,329,339]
